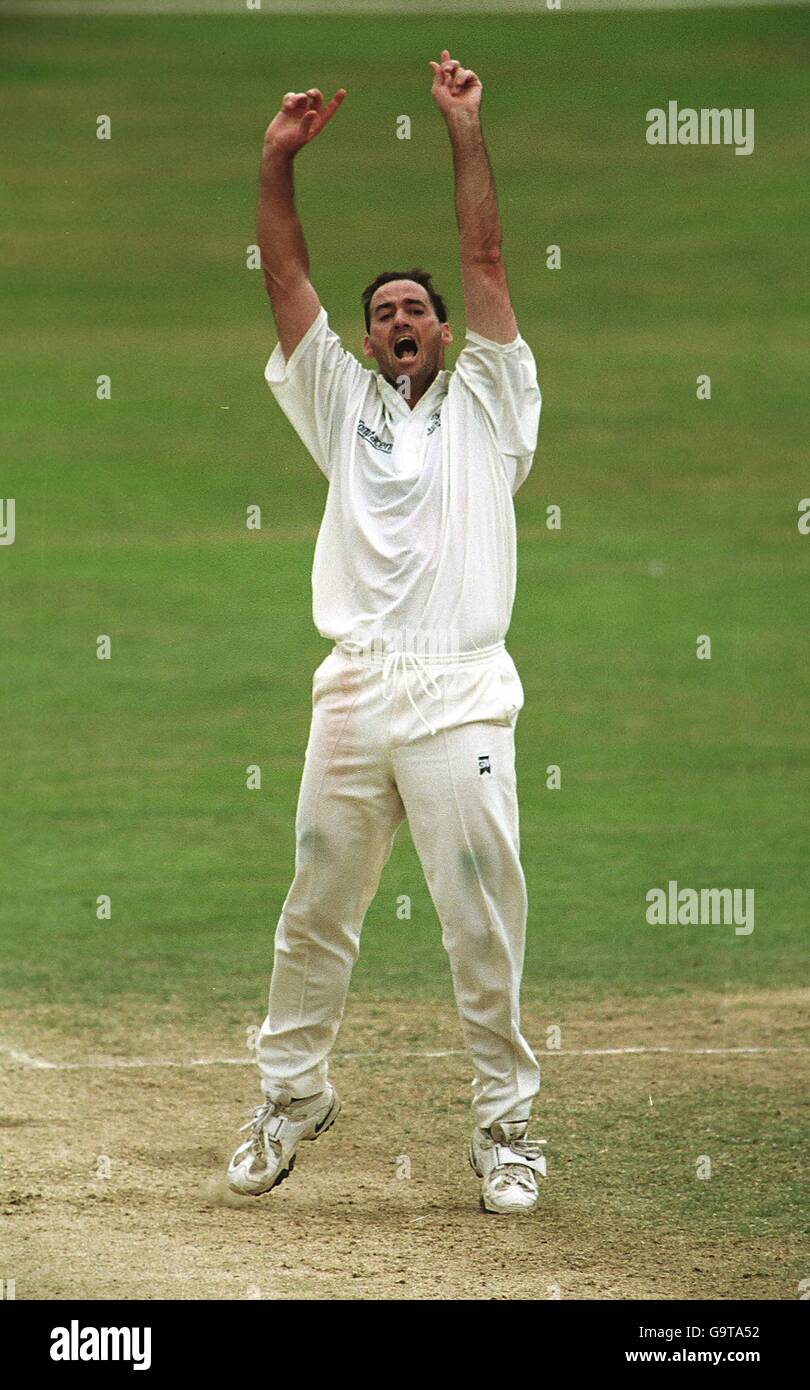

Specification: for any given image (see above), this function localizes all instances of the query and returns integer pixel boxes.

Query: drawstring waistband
[382,650,441,736]
[334,639,506,738]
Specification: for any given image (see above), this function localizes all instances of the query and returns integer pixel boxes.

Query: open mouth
[393,335,418,361]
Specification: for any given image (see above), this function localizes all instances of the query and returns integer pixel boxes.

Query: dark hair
[361,268,448,331]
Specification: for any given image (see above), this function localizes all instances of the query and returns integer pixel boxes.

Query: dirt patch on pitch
[1,990,806,1300]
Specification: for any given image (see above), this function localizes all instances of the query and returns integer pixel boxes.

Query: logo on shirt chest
[357,419,393,454]
[356,409,442,454]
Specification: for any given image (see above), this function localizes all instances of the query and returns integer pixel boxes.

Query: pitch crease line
[1,1043,805,1072]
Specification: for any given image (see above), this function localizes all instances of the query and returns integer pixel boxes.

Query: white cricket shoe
[227,1084,340,1197]
[470,1120,547,1215]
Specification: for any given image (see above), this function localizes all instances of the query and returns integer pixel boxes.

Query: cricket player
[227,51,545,1214]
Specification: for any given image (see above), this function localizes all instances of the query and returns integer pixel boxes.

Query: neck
[381,367,440,410]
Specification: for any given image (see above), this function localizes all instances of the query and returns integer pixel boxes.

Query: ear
[362,333,375,359]
[440,321,453,347]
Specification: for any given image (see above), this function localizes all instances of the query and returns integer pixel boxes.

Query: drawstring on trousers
[381,649,442,737]
[334,638,506,740]
[336,640,442,736]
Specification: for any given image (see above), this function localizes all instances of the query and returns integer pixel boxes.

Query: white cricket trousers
[255,640,541,1131]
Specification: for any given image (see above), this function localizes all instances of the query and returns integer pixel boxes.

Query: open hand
[264,87,346,156]
[429,50,482,118]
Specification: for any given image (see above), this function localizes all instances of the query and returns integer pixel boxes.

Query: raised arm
[258,86,346,361]
[429,50,517,344]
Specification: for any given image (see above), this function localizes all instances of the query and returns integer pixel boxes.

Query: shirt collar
[375,369,450,422]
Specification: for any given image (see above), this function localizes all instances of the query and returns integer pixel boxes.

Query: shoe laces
[491,1164,538,1194]
[239,1098,283,1162]
[491,1138,546,1192]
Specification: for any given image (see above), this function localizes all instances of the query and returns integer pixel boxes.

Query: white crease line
[0,1046,60,1070]
[556,1046,798,1056]
[0,1043,804,1072]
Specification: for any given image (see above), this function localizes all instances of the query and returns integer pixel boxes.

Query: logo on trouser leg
[478,755,491,775]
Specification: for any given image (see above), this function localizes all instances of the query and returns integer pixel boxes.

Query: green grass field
[2,5,807,1011]
[0,5,808,1300]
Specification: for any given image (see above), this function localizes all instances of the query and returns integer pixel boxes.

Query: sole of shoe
[227,1092,341,1198]
[234,1151,296,1199]
[479,1192,537,1215]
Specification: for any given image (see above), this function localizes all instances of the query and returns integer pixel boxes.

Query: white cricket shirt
[264,308,541,655]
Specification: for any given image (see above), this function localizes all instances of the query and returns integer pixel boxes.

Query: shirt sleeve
[264,307,368,479]
[451,328,542,494]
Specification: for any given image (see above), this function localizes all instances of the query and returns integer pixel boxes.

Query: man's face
[363,279,453,396]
